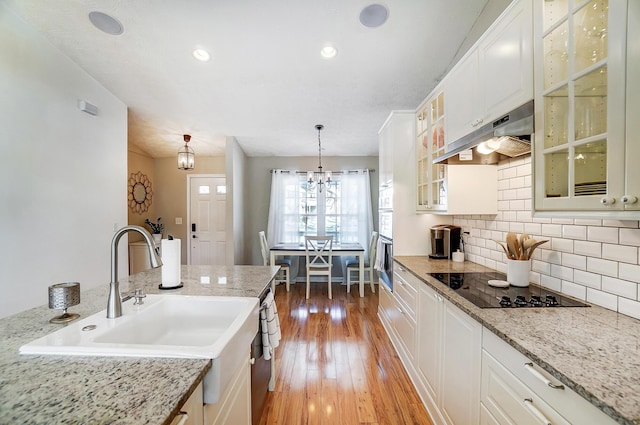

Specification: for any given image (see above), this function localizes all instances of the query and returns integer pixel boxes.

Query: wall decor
[128,171,153,214]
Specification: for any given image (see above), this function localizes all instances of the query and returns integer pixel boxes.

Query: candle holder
[48,282,81,323]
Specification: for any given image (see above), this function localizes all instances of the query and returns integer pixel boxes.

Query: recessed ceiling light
[88,11,123,35]
[193,49,211,62]
[359,4,389,28]
[320,45,337,59]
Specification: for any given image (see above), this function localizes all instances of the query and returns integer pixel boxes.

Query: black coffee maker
[429,225,461,259]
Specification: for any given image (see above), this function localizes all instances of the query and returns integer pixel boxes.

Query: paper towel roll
[161,239,181,288]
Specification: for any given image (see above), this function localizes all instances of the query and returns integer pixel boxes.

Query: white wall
[226,137,249,265]
[454,155,640,319]
[0,5,128,318]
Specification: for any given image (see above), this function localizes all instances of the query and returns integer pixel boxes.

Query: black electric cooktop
[429,272,590,309]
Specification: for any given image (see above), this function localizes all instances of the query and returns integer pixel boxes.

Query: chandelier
[307,124,332,192]
[177,134,195,170]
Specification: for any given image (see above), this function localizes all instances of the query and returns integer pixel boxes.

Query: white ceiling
[4,0,511,158]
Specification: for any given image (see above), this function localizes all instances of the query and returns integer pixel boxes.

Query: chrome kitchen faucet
[107,225,162,318]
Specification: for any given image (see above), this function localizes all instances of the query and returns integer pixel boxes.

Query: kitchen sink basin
[20,294,259,403]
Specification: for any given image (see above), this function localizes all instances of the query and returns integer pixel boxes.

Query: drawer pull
[175,412,189,425]
[523,399,552,425]
[524,363,565,390]
[398,307,404,314]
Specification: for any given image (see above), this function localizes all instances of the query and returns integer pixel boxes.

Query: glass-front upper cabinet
[533,0,634,215]
[416,90,447,212]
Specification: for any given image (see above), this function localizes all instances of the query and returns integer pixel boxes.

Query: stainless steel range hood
[434,100,534,165]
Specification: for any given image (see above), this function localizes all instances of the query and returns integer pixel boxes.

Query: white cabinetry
[446,0,533,145]
[481,328,616,425]
[171,382,204,425]
[533,0,639,217]
[204,354,251,425]
[416,283,482,425]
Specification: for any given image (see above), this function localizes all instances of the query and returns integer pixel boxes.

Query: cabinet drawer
[395,303,416,359]
[482,328,616,425]
[393,265,418,319]
[393,262,419,291]
[378,282,395,324]
[482,349,570,425]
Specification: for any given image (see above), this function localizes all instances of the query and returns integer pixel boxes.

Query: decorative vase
[152,233,162,244]
[507,259,531,287]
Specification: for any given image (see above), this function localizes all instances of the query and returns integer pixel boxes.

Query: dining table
[269,242,366,297]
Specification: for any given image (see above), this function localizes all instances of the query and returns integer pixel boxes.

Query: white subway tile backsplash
[587,257,618,278]
[537,248,562,265]
[602,220,638,228]
[562,253,587,270]
[587,226,619,244]
[503,189,518,200]
[618,298,640,320]
[503,211,517,221]
[498,180,510,191]
[574,219,602,226]
[602,276,637,299]
[480,229,492,239]
[516,188,530,199]
[516,164,530,176]
[541,224,562,237]
[496,221,510,231]
[540,274,562,291]
[619,263,640,284]
[574,240,602,258]
[602,243,638,264]
[551,238,573,253]
[532,259,551,274]
[562,225,587,240]
[551,264,574,281]
[510,177,526,189]
[509,223,525,234]
[516,210,533,222]
[562,281,587,300]
[587,288,618,310]
[530,272,541,284]
[551,218,574,225]
[574,269,602,289]
[523,222,542,235]
[620,228,640,247]
[502,166,517,179]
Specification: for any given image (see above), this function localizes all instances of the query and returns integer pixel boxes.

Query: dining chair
[346,231,379,294]
[259,231,290,294]
[304,236,333,299]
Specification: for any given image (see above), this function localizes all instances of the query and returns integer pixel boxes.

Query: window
[298,178,342,242]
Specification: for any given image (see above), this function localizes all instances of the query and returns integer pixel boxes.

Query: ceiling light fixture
[320,45,337,59]
[193,49,210,62]
[359,4,389,28]
[178,134,195,170]
[88,11,123,35]
[307,125,332,192]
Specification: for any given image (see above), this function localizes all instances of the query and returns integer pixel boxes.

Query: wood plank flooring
[258,282,434,425]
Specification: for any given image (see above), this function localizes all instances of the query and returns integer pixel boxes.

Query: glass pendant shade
[178,134,195,170]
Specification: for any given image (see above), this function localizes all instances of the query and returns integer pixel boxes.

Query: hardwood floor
[258,281,434,425]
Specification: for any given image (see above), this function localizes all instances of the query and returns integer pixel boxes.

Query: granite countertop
[395,256,640,425]
[0,265,278,425]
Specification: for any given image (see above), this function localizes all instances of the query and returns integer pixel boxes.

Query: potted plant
[144,217,164,243]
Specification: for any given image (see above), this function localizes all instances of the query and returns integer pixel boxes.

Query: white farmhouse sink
[20,294,259,403]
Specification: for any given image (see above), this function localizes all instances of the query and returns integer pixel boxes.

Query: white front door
[188,175,226,265]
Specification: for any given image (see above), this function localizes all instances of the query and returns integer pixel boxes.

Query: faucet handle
[133,288,146,305]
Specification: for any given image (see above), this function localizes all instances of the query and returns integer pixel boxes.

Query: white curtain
[267,170,300,246]
[339,170,374,261]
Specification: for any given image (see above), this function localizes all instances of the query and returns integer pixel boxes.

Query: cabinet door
[533,0,628,214]
[625,0,640,210]
[440,301,482,425]
[417,285,442,403]
[416,91,447,212]
[479,0,533,123]
[446,49,480,145]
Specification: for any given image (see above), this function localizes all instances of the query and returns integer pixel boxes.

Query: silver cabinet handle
[523,399,552,425]
[249,357,256,365]
[398,307,404,314]
[524,363,564,390]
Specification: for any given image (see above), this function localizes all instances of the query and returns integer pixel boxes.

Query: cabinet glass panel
[543,21,569,90]
[543,0,568,32]
[573,0,608,73]
[544,85,569,149]
[574,66,607,140]
[545,148,569,198]
[574,139,607,195]
[433,180,446,207]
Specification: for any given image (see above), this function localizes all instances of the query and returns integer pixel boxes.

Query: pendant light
[177,134,195,170]
[307,124,332,192]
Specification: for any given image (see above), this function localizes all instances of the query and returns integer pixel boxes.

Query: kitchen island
[394,256,640,425]
[0,265,278,425]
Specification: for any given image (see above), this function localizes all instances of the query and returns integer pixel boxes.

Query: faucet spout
[107,225,163,319]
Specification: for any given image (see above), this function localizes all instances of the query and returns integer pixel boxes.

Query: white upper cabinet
[532,0,638,216]
[446,0,533,146]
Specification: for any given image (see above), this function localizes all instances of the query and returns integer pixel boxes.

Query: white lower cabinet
[204,353,252,425]
[416,283,482,425]
[481,328,616,425]
[171,382,204,425]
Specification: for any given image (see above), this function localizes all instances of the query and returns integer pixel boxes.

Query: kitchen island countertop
[0,265,278,425]
[395,255,640,425]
